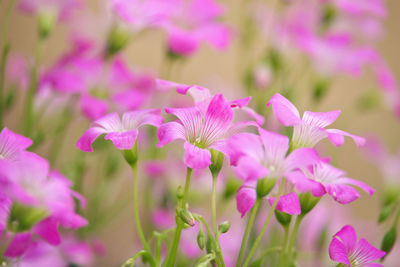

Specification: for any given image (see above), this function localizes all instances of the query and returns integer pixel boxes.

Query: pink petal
[196,23,232,50]
[157,122,186,147]
[79,94,108,120]
[92,112,122,132]
[336,178,375,196]
[236,184,257,218]
[267,93,302,126]
[267,192,301,215]
[5,232,32,258]
[183,142,212,169]
[0,127,32,161]
[112,90,147,110]
[226,133,264,165]
[178,85,211,103]
[302,110,341,128]
[0,192,11,232]
[258,128,289,163]
[285,148,319,172]
[234,156,269,180]
[325,184,360,204]
[326,129,366,147]
[240,107,265,125]
[167,28,199,56]
[104,130,139,150]
[201,94,233,145]
[165,107,203,141]
[329,238,351,265]
[333,225,358,254]
[286,171,326,197]
[76,127,106,152]
[353,238,385,265]
[122,109,164,129]
[34,217,61,245]
[230,97,251,108]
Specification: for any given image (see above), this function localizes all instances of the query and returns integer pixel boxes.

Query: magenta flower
[157,94,254,169]
[77,109,163,152]
[18,0,82,20]
[329,225,385,266]
[163,0,232,56]
[0,127,33,162]
[289,161,374,204]
[267,93,365,148]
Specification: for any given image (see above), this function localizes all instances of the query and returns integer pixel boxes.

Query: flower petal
[226,133,264,165]
[267,192,301,215]
[336,178,375,196]
[333,225,357,255]
[286,171,326,197]
[0,127,32,161]
[236,184,256,218]
[325,184,360,204]
[76,127,106,152]
[352,238,385,265]
[5,232,32,257]
[80,94,108,120]
[0,192,11,233]
[326,129,366,147]
[122,109,164,130]
[329,237,351,265]
[267,93,302,126]
[92,112,122,132]
[234,155,269,180]
[165,107,203,142]
[258,128,289,165]
[157,122,186,147]
[183,142,212,169]
[285,148,319,172]
[34,217,61,245]
[302,110,341,128]
[104,130,139,150]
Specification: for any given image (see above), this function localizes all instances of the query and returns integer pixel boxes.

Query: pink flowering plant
[0,0,399,266]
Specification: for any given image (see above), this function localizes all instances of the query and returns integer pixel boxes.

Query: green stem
[0,44,9,128]
[281,214,303,266]
[212,174,225,267]
[121,250,153,267]
[242,179,286,267]
[253,246,282,264]
[23,37,46,136]
[164,168,193,266]
[236,198,261,267]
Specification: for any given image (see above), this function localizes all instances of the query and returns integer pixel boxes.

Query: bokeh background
[2,0,400,266]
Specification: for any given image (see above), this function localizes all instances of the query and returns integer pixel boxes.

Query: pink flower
[157,94,254,169]
[163,0,232,56]
[230,128,318,217]
[329,225,385,266]
[289,161,374,204]
[0,127,33,162]
[18,0,82,20]
[267,93,365,148]
[6,54,30,90]
[77,109,163,152]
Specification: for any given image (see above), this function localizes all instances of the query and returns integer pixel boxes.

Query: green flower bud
[218,221,231,234]
[176,186,184,200]
[381,227,397,258]
[206,235,217,254]
[105,25,130,58]
[274,210,292,226]
[378,203,396,224]
[312,77,330,103]
[299,192,320,215]
[178,209,195,227]
[197,230,206,250]
[223,177,241,200]
[209,149,225,177]
[38,12,55,39]
[256,178,276,198]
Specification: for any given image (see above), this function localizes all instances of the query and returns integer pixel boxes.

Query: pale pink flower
[18,0,82,20]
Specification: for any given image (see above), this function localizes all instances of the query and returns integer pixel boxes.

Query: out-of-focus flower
[6,54,30,91]
[0,127,32,162]
[289,162,374,204]
[268,93,365,148]
[77,109,163,152]
[329,225,385,266]
[157,94,254,169]
[18,0,82,21]
[162,0,232,56]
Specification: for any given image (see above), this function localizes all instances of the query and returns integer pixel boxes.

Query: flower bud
[105,25,130,58]
[176,186,184,200]
[256,178,276,198]
[378,204,396,224]
[275,210,292,226]
[38,12,56,40]
[209,149,224,177]
[197,230,206,250]
[381,227,397,258]
[218,221,231,234]
[206,235,217,254]
[299,192,320,215]
[178,208,195,227]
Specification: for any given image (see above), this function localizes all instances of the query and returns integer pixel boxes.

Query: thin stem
[236,198,261,267]
[131,163,150,252]
[286,215,303,256]
[212,174,225,267]
[164,168,193,266]
[242,179,286,267]
[23,37,46,136]
[253,246,282,263]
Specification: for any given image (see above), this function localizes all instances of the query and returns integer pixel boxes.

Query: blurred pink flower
[77,109,163,151]
[268,93,365,148]
[18,0,82,20]
[329,225,385,266]
[6,54,30,90]
[0,127,32,162]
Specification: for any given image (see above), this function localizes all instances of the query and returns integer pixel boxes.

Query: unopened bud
[176,186,184,200]
[197,230,206,250]
[218,221,231,234]
[275,210,292,226]
[38,12,55,39]
[105,25,130,58]
[381,227,397,258]
[206,235,217,254]
[209,149,224,177]
[299,192,320,215]
[178,209,195,227]
[256,178,276,198]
